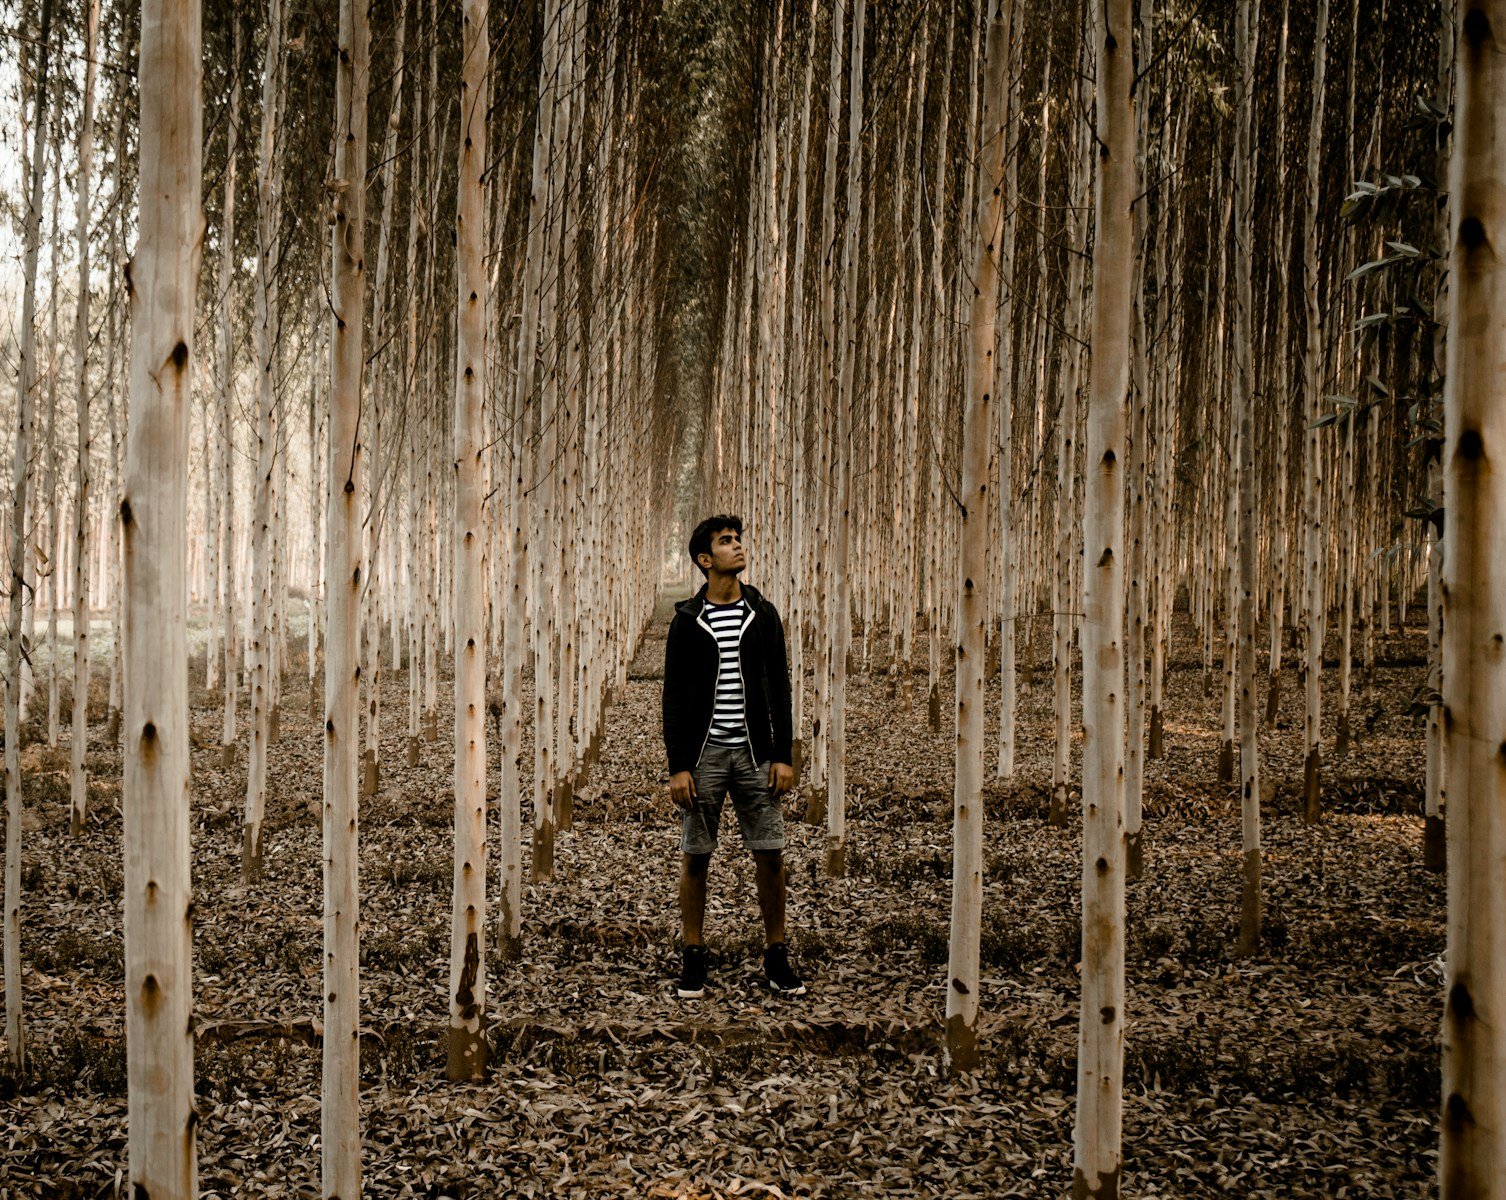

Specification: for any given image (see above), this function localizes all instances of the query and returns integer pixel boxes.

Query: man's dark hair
[688,514,743,577]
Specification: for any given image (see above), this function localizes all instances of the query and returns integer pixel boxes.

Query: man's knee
[752,849,783,875]
[683,851,712,879]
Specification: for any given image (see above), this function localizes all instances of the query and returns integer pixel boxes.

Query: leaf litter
[1,610,1440,1197]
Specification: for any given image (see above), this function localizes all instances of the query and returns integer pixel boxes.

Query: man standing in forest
[663,515,804,999]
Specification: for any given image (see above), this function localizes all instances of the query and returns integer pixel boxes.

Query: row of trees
[693,0,1499,1193]
[707,0,1450,892]
[4,0,689,1191]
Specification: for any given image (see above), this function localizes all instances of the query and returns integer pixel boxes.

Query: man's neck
[704,574,743,605]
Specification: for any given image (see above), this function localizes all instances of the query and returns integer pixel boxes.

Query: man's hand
[669,771,698,810]
[768,762,795,794]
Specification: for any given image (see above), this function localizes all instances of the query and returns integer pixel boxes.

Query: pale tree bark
[421,11,443,744]
[123,0,202,1189]
[515,0,556,879]
[946,0,1011,1075]
[1335,410,1357,754]
[1440,4,1506,1192]
[1333,0,1362,761]
[1074,0,1133,1192]
[269,442,287,714]
[1425,462,1446,870]
[306,373,321,718]
[551,1,585,833]
[1025,38,1053,706]
[447,0,488,1083]
[1424,0,1455,875]
[195,397,210,610]
[1233,0,1261,955]
[1300,0,1330,824]
[890,8,932,719]
[217,12,245,769]
[1215,187,1235,785]
[497,309,526,960]
[244,0,285,880]
[1266,0,1293,728]
[358,0,407,769]
[994,23,1022,782]
[1049,81,1089,829]
[5,0,53,1071]
[1123,0,1154,874]
[805,0,846,823]
[1146,104,1183,762]
[105,112,124,747]
[403,65,425,769]
[44,136,63,751]
[69,0,101,837]
[825,0,864,878]
[322,0,369,1190]
[784,0,818,752]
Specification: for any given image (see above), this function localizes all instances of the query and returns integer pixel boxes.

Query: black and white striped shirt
[703,598,749,747]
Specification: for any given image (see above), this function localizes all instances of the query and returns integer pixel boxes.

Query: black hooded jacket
[661,581,794,776]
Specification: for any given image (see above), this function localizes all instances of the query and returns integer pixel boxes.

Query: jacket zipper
[693,597,758,763]
[736,603,756,759]
[693,603,718,764]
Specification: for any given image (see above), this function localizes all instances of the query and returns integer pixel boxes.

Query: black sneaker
[677,945,708,999]
[764,944,806,996]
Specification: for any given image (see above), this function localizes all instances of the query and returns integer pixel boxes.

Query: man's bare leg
[680,852,711,945]
[752,849,787,946]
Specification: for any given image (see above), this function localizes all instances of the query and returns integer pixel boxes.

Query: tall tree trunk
[497,319,526,959]
[322,0,369,1190]
[946,0,1011,1074]
[1425,461,1447,868]
[358,0,408,778]
[1440,4,1506,1193]
[123,0,202,1189]
[1074,0,1133,1192]
[516,0,557,877]
[1423,0,1454,874]
[785,0,818,753]
[244,0,284,880]
[1300,0,1331,824]
[105,112,124,747]
[1233,0,1262,955]
[403,59,425,769]
[1050,79,1089,829]
[1026,36,1054,706]
[1123,0,1154,875]
[995,22,1022,781]
[1266,0,1293,727]
[307,373,321,716]
[805,0,846,823]
[69,0,101,837]
[217,12,245,770]
[1336,405,1357,757]
[447,0,489,1082]
[205,163,225,697]
[825,0,864,878]
[1215,187,1235,784]
[5,0,54,1072]
[44,134,63,751]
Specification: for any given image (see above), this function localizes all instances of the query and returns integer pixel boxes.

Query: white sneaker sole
[676,985,706,999]
[768,981,806,996]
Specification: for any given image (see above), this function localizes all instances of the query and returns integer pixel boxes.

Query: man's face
[700,527,746,576]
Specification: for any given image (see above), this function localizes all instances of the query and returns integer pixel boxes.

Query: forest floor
[2,595,1440,1198]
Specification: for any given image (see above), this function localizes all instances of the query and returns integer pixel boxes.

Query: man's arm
[662,615,694,775]
[764,603,794,769]
[663,615,699,808]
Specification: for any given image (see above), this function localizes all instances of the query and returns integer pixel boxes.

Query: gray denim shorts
[681,743,785,855]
